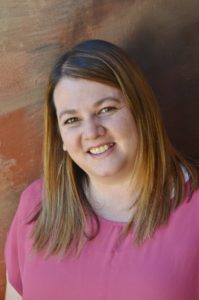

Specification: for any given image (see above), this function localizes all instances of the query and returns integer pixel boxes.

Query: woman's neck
[84,177,137,222]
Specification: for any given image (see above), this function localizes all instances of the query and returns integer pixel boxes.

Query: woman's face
[53,77,138,183]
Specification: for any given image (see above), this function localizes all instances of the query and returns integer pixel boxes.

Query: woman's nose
[82,117,105,140]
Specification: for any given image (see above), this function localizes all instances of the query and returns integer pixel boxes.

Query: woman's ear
[63,144,67,151]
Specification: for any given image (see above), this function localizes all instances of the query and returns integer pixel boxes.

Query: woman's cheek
[61,129,80,150]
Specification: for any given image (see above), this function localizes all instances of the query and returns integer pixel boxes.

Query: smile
[89,143,114,154]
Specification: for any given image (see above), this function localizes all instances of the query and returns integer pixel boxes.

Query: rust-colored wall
[0,0,198,298]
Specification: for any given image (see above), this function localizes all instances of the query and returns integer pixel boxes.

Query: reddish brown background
[0,0,198,298]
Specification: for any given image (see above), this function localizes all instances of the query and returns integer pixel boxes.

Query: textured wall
[0,0,198,298]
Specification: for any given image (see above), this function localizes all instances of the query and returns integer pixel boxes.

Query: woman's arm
[5,273,22,300]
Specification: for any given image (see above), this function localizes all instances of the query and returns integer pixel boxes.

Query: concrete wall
[0,0,198,298]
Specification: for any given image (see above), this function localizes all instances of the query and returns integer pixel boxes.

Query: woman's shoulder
[186,186,199,213]
[17,178,43,222]
[21,178,43,198]
[185,183,199,205]
[174,185,199,227]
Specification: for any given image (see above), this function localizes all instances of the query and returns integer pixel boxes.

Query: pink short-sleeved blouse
[5,179,199,300]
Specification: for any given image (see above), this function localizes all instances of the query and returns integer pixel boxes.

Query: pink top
[5,179,199,300]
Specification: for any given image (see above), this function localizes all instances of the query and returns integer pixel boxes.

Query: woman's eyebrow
[58,97,121,120]
[59,109,77,120]
[93,97,121,107]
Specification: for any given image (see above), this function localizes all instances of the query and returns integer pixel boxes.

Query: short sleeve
[4,179,43,295]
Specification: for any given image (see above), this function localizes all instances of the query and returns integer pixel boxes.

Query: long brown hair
[31,39,198,257]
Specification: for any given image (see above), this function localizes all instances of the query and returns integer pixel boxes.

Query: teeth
[89,143,113,154]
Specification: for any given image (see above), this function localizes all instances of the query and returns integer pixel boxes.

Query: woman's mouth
[88,143,115,156]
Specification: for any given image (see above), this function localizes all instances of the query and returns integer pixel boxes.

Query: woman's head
[53,77,139,184]
[45,39,168,189]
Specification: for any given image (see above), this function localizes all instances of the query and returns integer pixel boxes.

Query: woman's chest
[22,228,198,300]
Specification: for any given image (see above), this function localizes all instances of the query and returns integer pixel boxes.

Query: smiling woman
[4,40,199,300]
[54,78,138,182]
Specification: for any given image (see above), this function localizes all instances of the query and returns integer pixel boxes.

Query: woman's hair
[31,39,198,258]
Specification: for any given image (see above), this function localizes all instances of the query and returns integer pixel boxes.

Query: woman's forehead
[53,77,125,110]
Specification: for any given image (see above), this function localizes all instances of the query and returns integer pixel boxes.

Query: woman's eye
[63,117,78,125]
[98,107,116,114]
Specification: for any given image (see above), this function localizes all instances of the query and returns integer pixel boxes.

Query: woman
[5,39,199,300]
